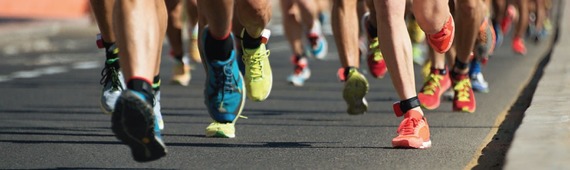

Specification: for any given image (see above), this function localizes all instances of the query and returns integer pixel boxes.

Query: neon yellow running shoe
[205,122,236,138]
[342,68,369,115]
[407,18,425,44]
[241,29,272,102]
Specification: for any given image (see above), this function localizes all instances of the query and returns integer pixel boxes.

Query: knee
[457,0,480,17]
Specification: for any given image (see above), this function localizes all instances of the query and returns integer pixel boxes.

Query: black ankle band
[127,79,154,105]
[242,30,262,49]
[454,60,469,70]
[431,67,447,75]
[398,96,420,114]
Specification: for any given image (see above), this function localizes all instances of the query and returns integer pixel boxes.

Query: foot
[418,68,451,110]
[241,29,273,101]
[427,14,455,54]
[452,73,476,113]
[341,68,369,115]
[287,55,311,86]
[392,109,431,149]
[112,90,166,162]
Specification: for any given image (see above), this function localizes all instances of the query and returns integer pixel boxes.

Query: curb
[504,0,570,169]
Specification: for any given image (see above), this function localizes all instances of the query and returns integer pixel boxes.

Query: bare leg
[281,0,305,56]
[454,0,483,73]
[332,0,359,68]
[375,0,418,103]
[236,0,271,38]
[114,0,166,82]
[90,0,116,43]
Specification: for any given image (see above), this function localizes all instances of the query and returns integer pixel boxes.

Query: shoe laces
[421,73,445,95]
[99,58,122,91]
[454,77,472,102]
[368,38,383,61]
[213,64,241,101]
[397,116,420,136]
[308,33,320,48]
[244,49,270,81]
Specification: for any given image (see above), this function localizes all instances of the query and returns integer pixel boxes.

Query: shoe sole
[112,91,166,162]
[205,129,236,138]
[392,139,432,149]
[343,74,369,115]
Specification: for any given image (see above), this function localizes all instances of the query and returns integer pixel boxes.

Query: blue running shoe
[112,90,166,162]
[201,28,246,125]
[469,61,489,93]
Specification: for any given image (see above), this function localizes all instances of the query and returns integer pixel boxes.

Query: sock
[343,66,357,78]
[242,30,262,49]
[205,31,234,61]
[366,22,378,38]
[126,78,154,105]
[152,75,161,92]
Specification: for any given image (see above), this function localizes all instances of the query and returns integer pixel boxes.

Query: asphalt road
[0,6,561,169]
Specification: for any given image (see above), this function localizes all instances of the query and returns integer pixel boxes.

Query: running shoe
[469,61,489,93]
[241,29,272,101]
[407,17,426,44]
[307,21,328,60]
[170,53,191,86]
[427,15,455,54]
[392,109,431,149]
[512,37,527,55]
[341,68,369,115]
[366,38,387,78]
[361,13,387,78]
[412,42,427,66]
[475,18,496,63]
[205,122,236,138]
[452,73,476,113]
[202,28,246,137]
[112,90,166,162]
[287,55,311,86]
[418,68,451,110]
[500,5,516,34]
[153,84,165,130]
[189,24,202,63]
[97,35,125,114]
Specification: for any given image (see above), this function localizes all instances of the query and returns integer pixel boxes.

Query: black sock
[205,31,234,61]
[103,41,118,60]
[172,54,184,63]
[366,22,378,38]
[343,66,356,78]
[242,30,262,49]
[152,75,161,92]
[126,78,154,105]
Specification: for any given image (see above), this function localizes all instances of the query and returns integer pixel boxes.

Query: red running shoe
[392,108,431,149]
[452,73,476,113]
[418,68,451,110]
[512,37,527,55]
[427,15,455,54]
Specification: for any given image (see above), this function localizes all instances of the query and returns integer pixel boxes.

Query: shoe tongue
[404,110,423,120]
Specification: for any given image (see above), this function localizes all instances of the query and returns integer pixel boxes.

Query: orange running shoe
[452,73,476,113]
[427,15,455,54]
[512,37,527,55]
[392,108,431,149]
[418,68,451,110]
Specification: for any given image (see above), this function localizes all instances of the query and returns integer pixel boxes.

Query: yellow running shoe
[407,18,425,44]
[241,29,272,102]
[342,68,369,115]
[171,59,191,86]
[205,122,236,138]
